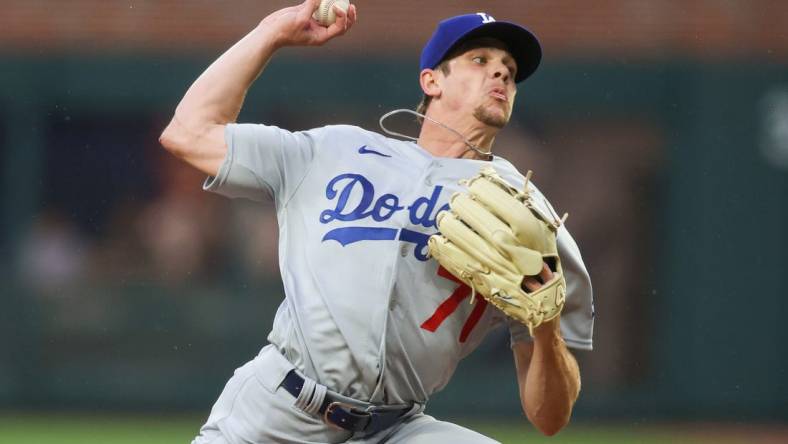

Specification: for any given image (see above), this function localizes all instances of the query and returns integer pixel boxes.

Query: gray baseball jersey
[204,123,594,406]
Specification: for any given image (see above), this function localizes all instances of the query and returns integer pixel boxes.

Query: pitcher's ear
[419,69,442,99]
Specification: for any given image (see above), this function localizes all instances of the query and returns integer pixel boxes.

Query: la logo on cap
[476,12,496,23]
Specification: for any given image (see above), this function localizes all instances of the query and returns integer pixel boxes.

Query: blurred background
[1,1,787,443]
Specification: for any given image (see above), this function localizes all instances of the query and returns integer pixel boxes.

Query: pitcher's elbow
[536,419,566,437]
[524,407,570,437]
[159,121,186,157]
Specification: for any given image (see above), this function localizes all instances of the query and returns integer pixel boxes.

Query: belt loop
[304,383,327,416]
[293,377,316,412]
[292,373,328,417]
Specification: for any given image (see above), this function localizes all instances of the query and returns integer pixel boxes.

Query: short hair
[415,37,512,119]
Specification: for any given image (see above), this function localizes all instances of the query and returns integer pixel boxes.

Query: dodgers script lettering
[319,173,449,261]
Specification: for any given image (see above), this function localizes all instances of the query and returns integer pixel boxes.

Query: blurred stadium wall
[1,0,786,424]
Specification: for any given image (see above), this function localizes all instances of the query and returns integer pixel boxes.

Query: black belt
[281,369,411,435]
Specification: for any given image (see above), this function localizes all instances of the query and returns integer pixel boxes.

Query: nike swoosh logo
[358,145,392,158]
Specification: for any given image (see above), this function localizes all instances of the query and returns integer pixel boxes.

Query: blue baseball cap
[420,13,542,83]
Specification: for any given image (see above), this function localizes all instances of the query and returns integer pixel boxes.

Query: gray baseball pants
[191,345,500,444]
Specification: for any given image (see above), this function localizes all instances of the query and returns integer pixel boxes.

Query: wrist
[257,15,288,50]
[532,318,562,346]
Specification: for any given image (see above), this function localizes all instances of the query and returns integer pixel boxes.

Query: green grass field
[0,414,781,444]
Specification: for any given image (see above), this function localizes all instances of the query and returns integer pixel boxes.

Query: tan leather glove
[428,167,567,334]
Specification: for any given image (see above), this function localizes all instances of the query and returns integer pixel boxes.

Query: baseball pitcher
[160,1,594,442]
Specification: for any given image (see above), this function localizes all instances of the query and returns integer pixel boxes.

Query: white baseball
[312,0,350,27]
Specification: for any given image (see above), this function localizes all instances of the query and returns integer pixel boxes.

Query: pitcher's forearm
[174,23,280,129]
[524,322,581,435]
[159,2,355,176]
[171,0,356,130]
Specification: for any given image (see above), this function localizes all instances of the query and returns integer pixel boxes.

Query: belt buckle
[323,401,362,430]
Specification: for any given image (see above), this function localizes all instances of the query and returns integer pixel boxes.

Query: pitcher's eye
[472,56,486,65]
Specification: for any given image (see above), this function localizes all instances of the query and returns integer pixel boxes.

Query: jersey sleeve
[509,226,595,351]
[203,123,322,207]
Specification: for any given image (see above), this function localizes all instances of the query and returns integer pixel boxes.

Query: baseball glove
[428,167,567,334]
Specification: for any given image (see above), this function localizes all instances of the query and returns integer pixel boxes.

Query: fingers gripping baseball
[268,0,356,47]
